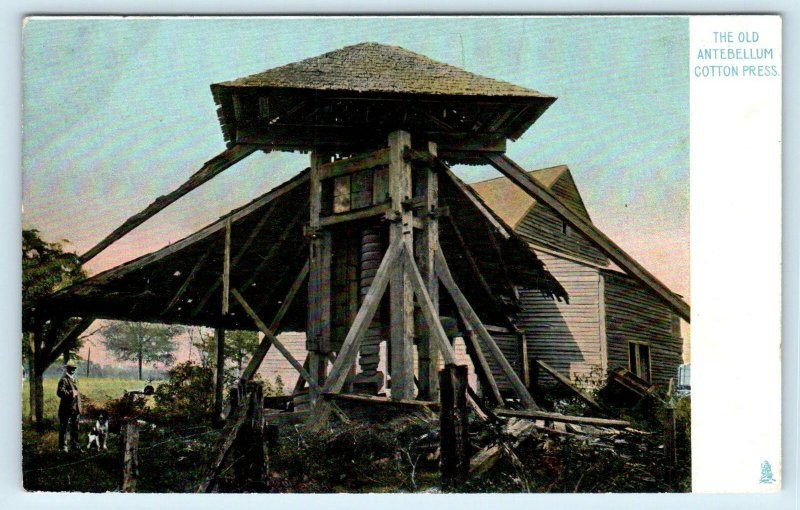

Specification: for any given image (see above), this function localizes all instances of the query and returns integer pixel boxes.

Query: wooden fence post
[120,418,140,492]
[664,402,678,489]
[440,364,470,492]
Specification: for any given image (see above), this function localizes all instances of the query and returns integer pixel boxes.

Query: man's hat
[65,363,77,369]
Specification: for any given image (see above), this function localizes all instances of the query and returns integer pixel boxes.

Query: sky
[22,16,689,310]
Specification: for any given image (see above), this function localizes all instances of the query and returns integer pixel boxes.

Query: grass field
[22,377,156,422]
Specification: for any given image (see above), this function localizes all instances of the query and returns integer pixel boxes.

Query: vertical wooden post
[120,418,140,492]
[215,219,231,421]
[417,141,440,401]
[389,130,415,400]
[308,152,331,402]
[664,378,678,489]
[439,364,469,492]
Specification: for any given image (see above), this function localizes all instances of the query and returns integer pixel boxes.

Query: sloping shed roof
[215,42,553,98]
[43,168,566,330]
[470,165,593,227]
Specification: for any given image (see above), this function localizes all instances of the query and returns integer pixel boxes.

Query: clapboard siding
[519,252,604,386]
[603,271,683,386]
[514,173,609,267]
[256,331,308,393]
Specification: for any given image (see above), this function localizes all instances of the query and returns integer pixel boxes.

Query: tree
[22,229,86,424]
[226,330,260,373]
[102,321,181,380]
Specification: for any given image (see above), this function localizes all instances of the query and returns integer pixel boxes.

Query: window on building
[628,341,651,383]
[561,220,570,235]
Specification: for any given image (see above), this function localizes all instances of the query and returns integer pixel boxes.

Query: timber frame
[35,42,689,429]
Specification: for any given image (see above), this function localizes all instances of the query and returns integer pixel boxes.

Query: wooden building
[471,166,684,387]
[34,43,690,420]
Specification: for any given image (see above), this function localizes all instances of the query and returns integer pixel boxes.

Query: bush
[150,362,215,424]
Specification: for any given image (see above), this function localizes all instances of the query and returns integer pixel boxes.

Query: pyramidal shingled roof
[216,42,553,98]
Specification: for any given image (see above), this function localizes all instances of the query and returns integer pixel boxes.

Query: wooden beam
[222,218,231,314]
[80,145,257,264]
[308,152,329,398]
[495,408,630,428]
[417,141,440,400]
[483,154,690,322]
[319,203,392,228]
[214,328,226,420]
[239,261,310,383]
[534,359,604,412]
[388,131,415,400]
[322,392,439,409]
[46,317,95,366]
[82,171,309,286]
[321,237,401,394]
[401,242,457,365]
[433,160,511,240]
[231,288,318,390]
[439,364,470,492]
[196,399,249,493]
[459,324,504,407]
[317,148,390,181]
[435,247,539,410]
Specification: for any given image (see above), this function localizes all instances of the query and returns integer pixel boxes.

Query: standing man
[57,363,82,452]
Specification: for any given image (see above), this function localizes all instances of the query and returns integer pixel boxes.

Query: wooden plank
[231,288,318,390]
[388,130,415,400]
[321,237,401,394]
[322,392,439,409]
[495,408,630,427]
[598,274,609,374]
[435,247,539,410]
[483,154,690,322]
[317,148,390,181]
[439,364,470,492]
[319,203,392,227]
[308,152,328,397]
[222,218,231,314]
[120,418,140,492]
[534,359,604,412]
[239,262,310,383]
[263,410,310,427]
[80,145,257,264]
[162,242,216,316]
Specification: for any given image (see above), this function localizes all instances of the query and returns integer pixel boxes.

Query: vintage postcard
[18,15,781,496]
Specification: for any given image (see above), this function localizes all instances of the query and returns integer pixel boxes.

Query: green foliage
[102,321,181,379]
[225,330,260,370]
[21,229,87,363]
[151,362,215,424]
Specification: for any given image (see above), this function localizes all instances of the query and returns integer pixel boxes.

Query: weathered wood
[222,218,231,314]
[81,145,257,264]
[322,237,401,394]
[214,328,226,420]
[192,209,303,317]
[534,359,604,412]
[323,392,439,409]
[440,364,470,491]
[239,262,309,383]
[470,418,537,476]
[435,247,539,410]
[196,395,250,493]
[389,130,415,400]
[401,243,456,365]
[308,152,329,399]
[317,148,391,180]
[461,325,504,406]
[120,418,140,492]
[483,154,690,322]
[495,408,630,427]
[664,400,678,489]
[46,317,95,365]
[82,172,309,286]
[417,143,439,400]
[231,288,318,390]
[162,242,216,315]
[263,410,310,427]
[319,203,392,227]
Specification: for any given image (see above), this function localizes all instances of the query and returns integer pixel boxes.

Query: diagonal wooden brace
[321,237,402,394]
[435,246,539,410]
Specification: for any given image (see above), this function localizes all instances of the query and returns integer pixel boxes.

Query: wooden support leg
[389,130,415,400]
[440,364,470,492]
[120,418,140,493]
